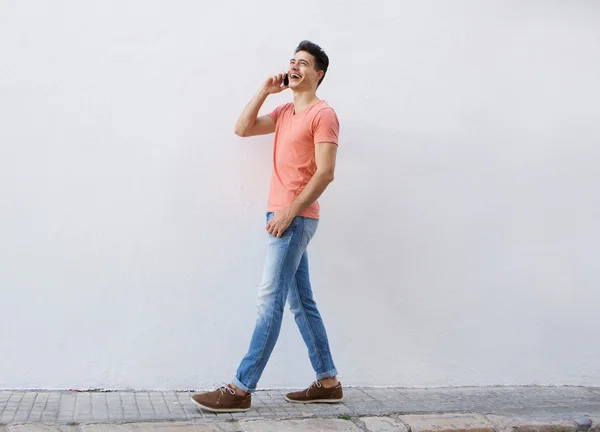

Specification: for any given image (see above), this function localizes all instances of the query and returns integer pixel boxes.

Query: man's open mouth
[290,74,301,80]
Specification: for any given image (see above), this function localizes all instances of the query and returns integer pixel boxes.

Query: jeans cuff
[232,377,254,394]
[316,368,338,380]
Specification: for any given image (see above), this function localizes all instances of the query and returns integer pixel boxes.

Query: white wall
[1,0,599,390]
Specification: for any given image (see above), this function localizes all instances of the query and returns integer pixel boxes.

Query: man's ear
[317,70,324,81]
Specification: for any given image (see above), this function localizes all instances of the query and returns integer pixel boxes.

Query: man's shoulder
[312,101,338,118]
[276,102,294,113]
[311,101,339,124]
[315,100,335,112]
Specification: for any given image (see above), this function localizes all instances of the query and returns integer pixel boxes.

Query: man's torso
[266,100,339,219]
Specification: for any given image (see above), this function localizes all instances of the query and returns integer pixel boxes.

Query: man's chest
[275,115,315,155]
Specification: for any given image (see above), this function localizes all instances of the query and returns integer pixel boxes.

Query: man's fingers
[267,221,282,237]
[267,216,291,238]
[268,222,278,236]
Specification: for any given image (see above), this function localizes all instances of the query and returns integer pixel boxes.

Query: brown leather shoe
[285,380,343,403]
[191,384,251,412]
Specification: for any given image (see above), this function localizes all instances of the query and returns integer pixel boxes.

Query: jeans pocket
[266,213,298,238]
[280,217,298,237]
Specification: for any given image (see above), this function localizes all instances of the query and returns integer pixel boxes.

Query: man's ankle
[230,383,247,397]
[319,376,340,388]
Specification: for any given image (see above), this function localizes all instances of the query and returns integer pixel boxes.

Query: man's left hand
[267,211,295,238]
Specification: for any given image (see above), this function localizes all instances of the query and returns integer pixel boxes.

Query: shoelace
[218,384,236,396]
[306,380,323,395]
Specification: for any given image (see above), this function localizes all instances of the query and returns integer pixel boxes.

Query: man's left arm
[266,142,337,237]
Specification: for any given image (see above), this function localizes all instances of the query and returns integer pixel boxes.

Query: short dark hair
[295,40,329,87]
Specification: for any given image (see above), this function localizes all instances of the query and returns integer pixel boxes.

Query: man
[191,41,342,413]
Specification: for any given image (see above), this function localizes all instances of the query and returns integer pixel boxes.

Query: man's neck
[293,89,319,114]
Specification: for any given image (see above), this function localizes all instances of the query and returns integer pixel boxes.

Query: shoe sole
[190,397,251,413]
[285,396,343,404]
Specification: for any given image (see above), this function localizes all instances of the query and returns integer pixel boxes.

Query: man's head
[288,40,329,91]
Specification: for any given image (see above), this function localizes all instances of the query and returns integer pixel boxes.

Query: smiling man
[191,41,342,413]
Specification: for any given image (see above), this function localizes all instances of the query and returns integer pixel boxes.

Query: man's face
[288,50,324,90]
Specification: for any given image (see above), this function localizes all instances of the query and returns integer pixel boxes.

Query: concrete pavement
[0,386,599,431]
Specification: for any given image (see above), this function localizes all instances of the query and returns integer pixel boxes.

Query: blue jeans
[233,212,338,393]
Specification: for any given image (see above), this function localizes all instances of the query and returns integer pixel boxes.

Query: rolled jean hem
[232,377,254,394]
[316,368,338,380]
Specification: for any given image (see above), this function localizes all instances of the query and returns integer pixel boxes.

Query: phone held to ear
[283,74,289,87]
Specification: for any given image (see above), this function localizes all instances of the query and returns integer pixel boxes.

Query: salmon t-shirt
[267,100,339,219]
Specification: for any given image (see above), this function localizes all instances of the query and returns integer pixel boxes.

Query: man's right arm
[234,73,288,137]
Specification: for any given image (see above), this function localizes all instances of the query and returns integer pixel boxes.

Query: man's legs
[287,248,338,384]
[232,213,312,394]
[283,239,342,404]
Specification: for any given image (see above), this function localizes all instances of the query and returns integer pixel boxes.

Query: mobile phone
[283,74,289,87]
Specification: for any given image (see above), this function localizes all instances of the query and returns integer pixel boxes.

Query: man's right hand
[262,72,289,94]
[234,73,285,137]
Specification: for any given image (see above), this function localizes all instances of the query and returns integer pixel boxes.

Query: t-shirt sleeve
[267,104,286,124]
[312,108,340,145]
